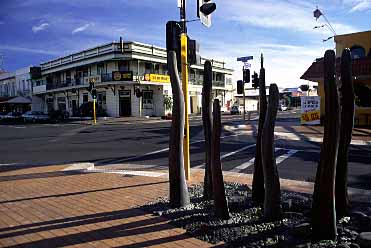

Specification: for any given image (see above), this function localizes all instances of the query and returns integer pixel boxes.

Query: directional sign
[237,56,253,62]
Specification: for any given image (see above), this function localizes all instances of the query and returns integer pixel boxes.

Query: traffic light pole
[243,84,246,121]
[180,0,190,181]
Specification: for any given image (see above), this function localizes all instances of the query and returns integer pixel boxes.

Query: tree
[202,60,213,200]
[312,50,340,241]
[164,95,173,112]
[261,84,282,221]
[167,51,190,208]
[335,48,355,218]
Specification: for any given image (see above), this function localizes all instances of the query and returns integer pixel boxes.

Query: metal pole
[93,98,97,124]
[180,0,190,180]
[243,84,246,121]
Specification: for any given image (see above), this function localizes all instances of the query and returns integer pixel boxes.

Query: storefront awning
[301,56,371,82]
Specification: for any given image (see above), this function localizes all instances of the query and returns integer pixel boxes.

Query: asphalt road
[1,113,371,190]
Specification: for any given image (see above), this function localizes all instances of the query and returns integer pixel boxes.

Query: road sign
[237,56,253,62]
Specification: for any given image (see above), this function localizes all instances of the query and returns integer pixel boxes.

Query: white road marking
[194,144,256,169]
[117,133,244,164]
[230,147,282,172]
[276,149,299,165]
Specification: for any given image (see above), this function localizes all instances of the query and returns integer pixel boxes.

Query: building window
[145,63,152,74]
[97,63,105,75]
[142,90,153,109]
[350,45,366,59]
[83,93,88,103]
[97,92,107,109]
[119,61,129,72]
[82,67,89,77]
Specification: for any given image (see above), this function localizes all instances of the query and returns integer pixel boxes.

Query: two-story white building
[32,41,234,118]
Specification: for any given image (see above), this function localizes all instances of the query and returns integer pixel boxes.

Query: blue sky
[0,0,370,87]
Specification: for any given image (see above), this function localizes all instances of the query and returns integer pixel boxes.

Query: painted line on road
[230,147,282,173]
[116,133,244,164]
[194,143,256,169]
[276,149,299,165]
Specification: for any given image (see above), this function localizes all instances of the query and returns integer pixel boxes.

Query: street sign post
[237,56,253,62]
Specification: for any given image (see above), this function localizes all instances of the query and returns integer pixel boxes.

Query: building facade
[301,30,371,126]
[32,41,234,118]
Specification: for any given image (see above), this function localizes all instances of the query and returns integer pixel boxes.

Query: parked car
[2,112,22,122]
[22,111,50,123]
[0,112,7,120]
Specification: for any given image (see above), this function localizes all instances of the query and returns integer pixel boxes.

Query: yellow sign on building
[144,74,170,83]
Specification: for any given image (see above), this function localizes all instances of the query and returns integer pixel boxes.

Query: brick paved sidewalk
[1,164,370,247]
[0,165,214,248]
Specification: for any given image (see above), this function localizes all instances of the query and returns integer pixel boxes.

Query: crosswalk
[193,144,301,174]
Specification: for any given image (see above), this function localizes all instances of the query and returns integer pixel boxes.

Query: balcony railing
[44,72,227,91]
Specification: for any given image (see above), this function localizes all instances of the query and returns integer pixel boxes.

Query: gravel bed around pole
[140,182,371,248]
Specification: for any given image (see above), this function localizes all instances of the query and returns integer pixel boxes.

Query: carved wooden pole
[335,48,355,218]
[167,51,190,208]
[312,50,340,241]
[261,83,282,221]
[202,60,213,200]
[252,54,267,206]
[211,99,230,219]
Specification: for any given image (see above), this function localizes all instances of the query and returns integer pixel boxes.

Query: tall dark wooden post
[312,50,340,241]
[202,60,213,200]
[335,48,355,218]
[261,83,282,221]
[252,56,267,206]
[211,99,230,219]
[167,51,190,208]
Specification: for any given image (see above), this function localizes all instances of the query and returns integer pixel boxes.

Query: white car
[280,105,288,111]
[22,111,50,123]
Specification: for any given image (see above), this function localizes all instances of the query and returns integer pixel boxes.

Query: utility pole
[180,0,190,180]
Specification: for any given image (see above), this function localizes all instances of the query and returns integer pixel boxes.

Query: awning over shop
[301,56,371,82]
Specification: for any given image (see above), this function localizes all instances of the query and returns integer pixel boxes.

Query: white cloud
[349,0,371,12]
[200,40,333,88]
[218,0,357,35]
[0,44,60,55]
[72,23,93,34]
[32,23,49,33]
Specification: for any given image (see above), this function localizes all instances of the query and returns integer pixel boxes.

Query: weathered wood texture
[167,51,190,208]
[335,48,355,218]
[211,99,230,219]
[202,60,213,200]
[252,67,267,206]
[261,83,282,221]
[312,50,340,241]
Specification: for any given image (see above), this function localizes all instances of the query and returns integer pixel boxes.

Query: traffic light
[237,80,244,94]
[197,0,216,27]
[166,21,181,70]
[188,38,200,65]
[243,69,250,83]
[88,82,94,92]
[252,72,259,89]
[91,88,97,100]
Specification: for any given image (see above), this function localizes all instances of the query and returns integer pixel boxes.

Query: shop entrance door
[119,90,131,117]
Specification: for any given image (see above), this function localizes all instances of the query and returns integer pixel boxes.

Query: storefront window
[83,93,88,103]
[97,92,107,110]
[142,90,153,109]
[354,83,371,107]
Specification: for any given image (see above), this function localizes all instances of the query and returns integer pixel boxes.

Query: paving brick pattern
[0,165,214,248]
